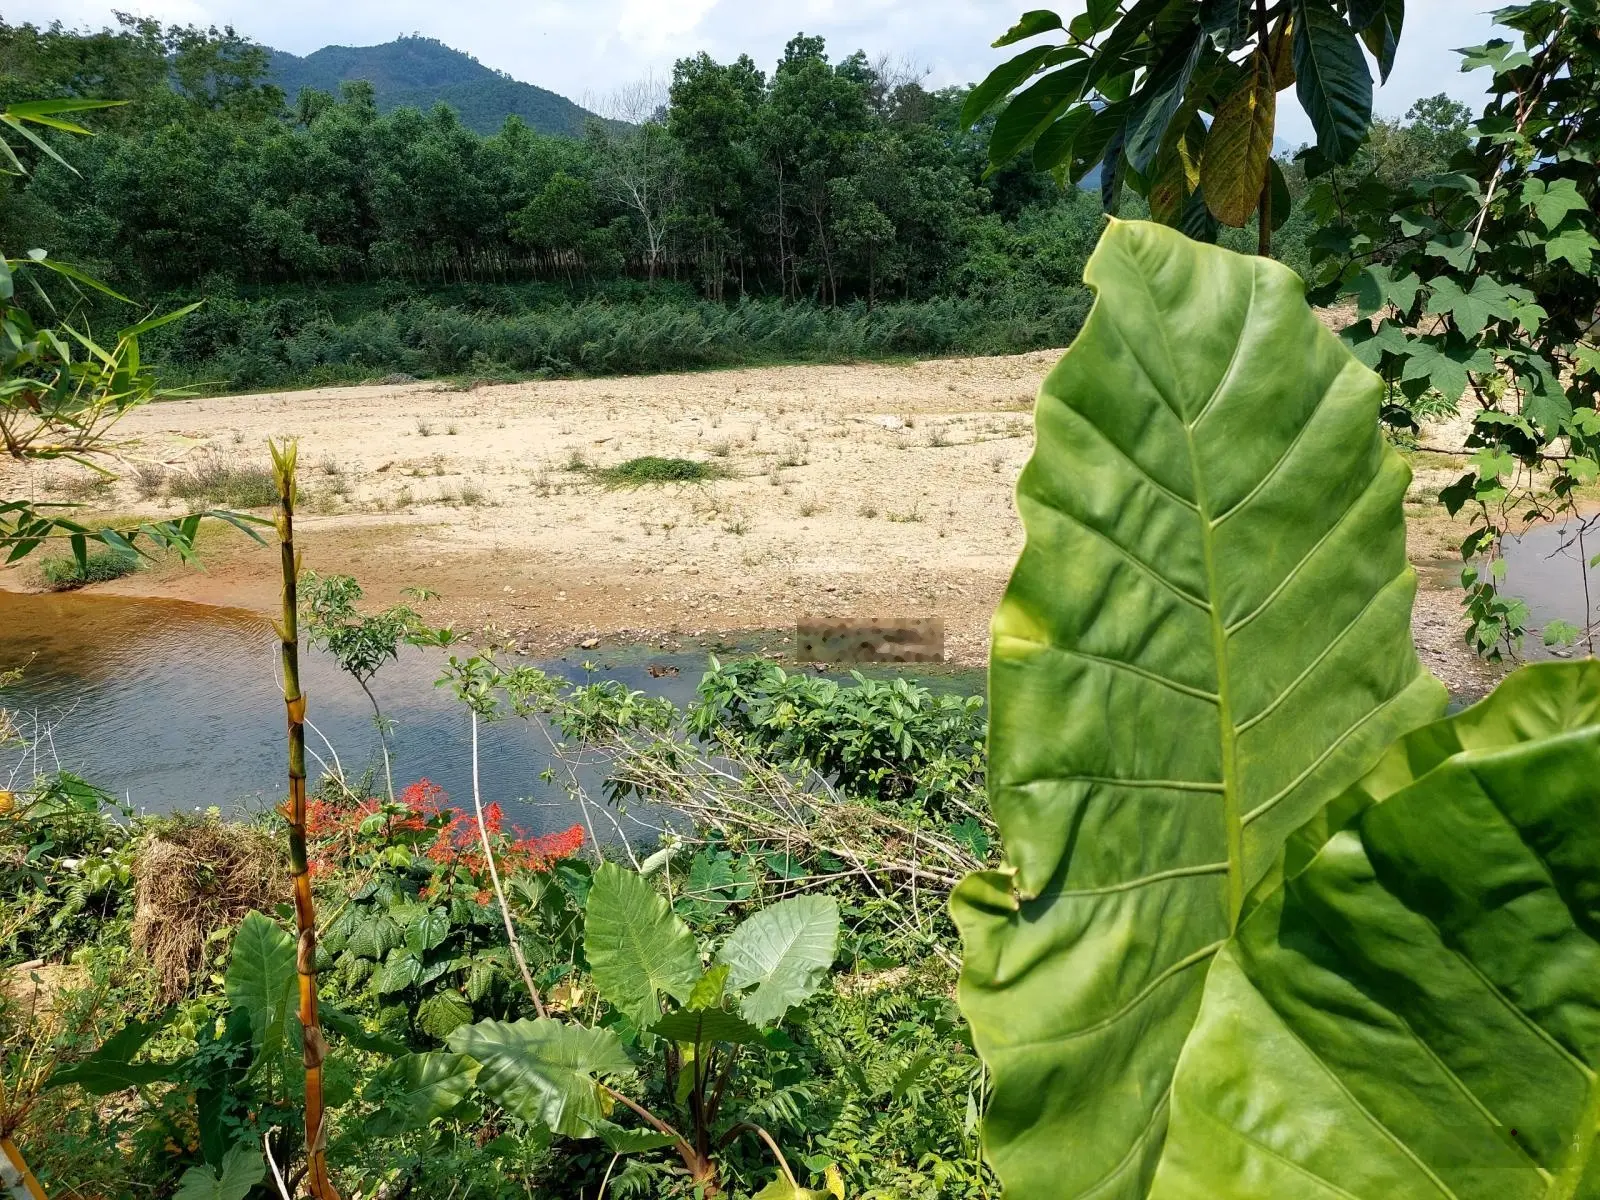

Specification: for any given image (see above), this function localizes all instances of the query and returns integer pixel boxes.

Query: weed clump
[40,549,140,590]
[167,452,278,508]
[130,815,283,1001]
[593,456,731,486]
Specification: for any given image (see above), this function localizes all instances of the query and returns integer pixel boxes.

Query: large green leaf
[171,1146,265,1200]
[225,911,297,1058]
[364,1052,480,1131]
[950,219,1445,1200]
[1155,660,1600,1197]
[1293,0,1374,164]
[448,1017,635,1138]
[716,895,840,1026]
[584,861,700,1028]
[1200,53,1276,227]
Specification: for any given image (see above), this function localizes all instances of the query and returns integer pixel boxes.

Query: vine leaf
[1156,661,1600,1196]
[951,219,1444,1200]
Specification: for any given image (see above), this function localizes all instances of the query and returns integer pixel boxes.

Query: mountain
[266,36,601,137]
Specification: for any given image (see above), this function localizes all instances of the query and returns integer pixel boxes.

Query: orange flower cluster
[308,778,584,878]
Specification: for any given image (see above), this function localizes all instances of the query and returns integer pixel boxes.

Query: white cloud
[8,0,1506,143]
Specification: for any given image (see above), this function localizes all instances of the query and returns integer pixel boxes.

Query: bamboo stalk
[1,1136,48,1200]
[269,440,340,1200]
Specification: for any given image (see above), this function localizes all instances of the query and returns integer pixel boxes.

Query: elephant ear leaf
[225,911,297,1061]
[448,1017,634,1138]
[950,218,1444,1199]
[1157,660,1600,1197]
[716,895,840,1026]
[584,861,701,1029]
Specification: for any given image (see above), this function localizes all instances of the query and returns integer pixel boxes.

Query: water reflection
[1501,515,1600,657]
[0,589,708,830]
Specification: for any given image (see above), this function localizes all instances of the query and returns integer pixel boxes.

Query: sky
[7,0,1505,143]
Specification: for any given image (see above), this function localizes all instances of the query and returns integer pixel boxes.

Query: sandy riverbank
[0,349,1495,691]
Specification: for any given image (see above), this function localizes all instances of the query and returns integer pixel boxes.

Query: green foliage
[583,861,701,1029]
[1159,660,1600,1193]
[951,220,1445,1197]
[224,911,296,1061]
[39,545,139,588]
[689,656,985,816]
[165,455,278,508]
[715,896,839,1026]
[1300,4,1600,659]
[448,1018,635,1137]
[171,1144,265,1200]
[966,2,1401,235]
[0,773,134,961]
[592,455,731,486]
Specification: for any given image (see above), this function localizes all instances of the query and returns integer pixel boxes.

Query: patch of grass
[593,456,731,486]
[167,453,278,508]
[61,472,114,501]
[131,463,167,499]
[40,548,141,591]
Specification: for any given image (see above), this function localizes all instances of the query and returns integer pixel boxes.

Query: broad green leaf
[1546,223,1599,274]
[1348,265,1421,319]
[951,220,1445,1200]
[1124,31,1205,175]
[1352,0,1403,81]
[1032,105,1095,172]
[448,1017,634,1138]
[594,1121,680,1154]
[1400,334,1495,402]
[1200,52,1275,227]
[377,948,423,994]
[584,861,700,1028]
[417,988,475,1039]
[45,1009,178,1094]
[1293,0,1374,164]
[172,1146,265,1200]
[363,1052,479,1129]
[961,44,1058,130]
[989,63,1091,168]
[687,963,731,1010]
[994,10,1064,47]
[1155,661,1600,1197]
[716,895,840,1025]
[653,1006,764,1047]
[225,911,297,1057]
[320,1001,408,1056]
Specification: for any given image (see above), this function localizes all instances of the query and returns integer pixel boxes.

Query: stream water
[3,520,1589,826]
[0,589,981,830]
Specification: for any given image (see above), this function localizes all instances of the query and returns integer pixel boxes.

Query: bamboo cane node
[302,1024,328,1069]
[297,928,317,974]
[286,695,308,724]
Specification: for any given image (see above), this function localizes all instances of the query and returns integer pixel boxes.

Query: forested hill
[266,36,599,136]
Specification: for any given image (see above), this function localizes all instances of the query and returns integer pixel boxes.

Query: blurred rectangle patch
[796,617,944,663]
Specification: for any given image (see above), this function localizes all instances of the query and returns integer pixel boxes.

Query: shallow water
[0,590,982,831]
[1500,516,1600,657]
[0,589,728,831]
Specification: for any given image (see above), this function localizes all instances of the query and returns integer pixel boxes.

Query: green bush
[592,456,730,486]
[166,454,277,508]
[39,549,142,590]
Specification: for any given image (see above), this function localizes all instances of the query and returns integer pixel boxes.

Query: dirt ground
[0,348,1494,691]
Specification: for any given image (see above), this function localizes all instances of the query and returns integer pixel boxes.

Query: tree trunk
[270,440,341,1200]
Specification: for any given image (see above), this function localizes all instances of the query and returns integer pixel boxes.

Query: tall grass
[167,453,278,507]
